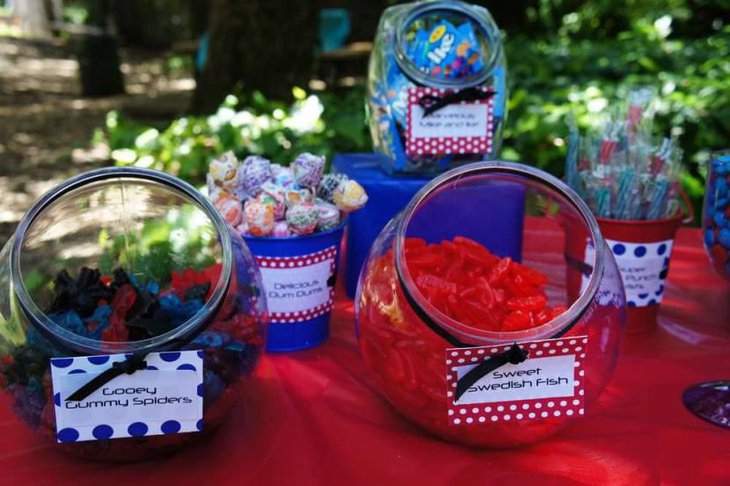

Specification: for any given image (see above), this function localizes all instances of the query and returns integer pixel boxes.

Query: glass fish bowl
[356,161,626,447]
[0,167,267,460]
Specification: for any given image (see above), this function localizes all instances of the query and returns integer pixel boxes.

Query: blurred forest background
[0,0,728,244]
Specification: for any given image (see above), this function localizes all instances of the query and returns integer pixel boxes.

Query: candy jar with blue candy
[0,167,268,460]
[683,150,730,430]
[703,150,730,278]
[367,0,507,175]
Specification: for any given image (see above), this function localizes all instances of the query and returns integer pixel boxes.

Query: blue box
[334,153,526,298]
[333,154,432,298]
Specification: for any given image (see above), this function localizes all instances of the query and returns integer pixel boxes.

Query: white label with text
[446,337,586,425]
[406,87,494,156]
[255,246,336,323]
[582,238,672,307]
[50,350,203,443]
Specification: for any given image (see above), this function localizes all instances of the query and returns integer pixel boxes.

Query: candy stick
[594,185,613,218]
[565,116,580,192]
[626,87,655,143]
[647,177,669,220]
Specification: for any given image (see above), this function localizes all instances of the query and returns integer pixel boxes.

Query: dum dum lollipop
[292,153,325,188]
[316,199,340,231]
[286,202,319,235]
[241,155,273,196]
[209,151,242,198]
[333,179,368,213]
[214,195,243,227]
[245,199,275,236]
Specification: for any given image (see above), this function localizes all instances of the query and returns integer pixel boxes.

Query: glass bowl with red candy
[356,161,626,447]
[0,168,267,460]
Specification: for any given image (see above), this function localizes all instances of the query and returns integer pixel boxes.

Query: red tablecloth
[1,228,729,486]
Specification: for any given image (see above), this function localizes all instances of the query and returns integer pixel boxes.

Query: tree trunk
[191,0,320,114]
[14,0,52,38]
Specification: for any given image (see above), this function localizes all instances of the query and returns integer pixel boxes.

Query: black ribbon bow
[66,352,148,402]
[454,343,529,402]
[418,87,494,117]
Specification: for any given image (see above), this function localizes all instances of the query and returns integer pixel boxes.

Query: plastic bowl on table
[355,161,626,447]
[0,167,268,460]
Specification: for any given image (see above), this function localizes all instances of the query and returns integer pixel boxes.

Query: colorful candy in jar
[207,151,368,238]
[406,20,485,80]
[356,236,605,447]
[0,264,263,460]
[405,237,564,331]
[704,154,730,277]
[367,2,507,174]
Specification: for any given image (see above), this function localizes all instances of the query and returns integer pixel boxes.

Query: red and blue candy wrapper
[703,153,730,277]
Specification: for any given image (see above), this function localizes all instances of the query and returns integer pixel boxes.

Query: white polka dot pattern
[405,87,495,156]
[445,336,588,426]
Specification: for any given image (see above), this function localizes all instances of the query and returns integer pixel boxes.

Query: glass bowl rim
[9,167,233,354]
[393,0,502,89]
[394,160,607,344]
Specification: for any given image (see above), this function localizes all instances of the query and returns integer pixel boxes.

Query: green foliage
[502,24,730,207]
[101,1,728,218]
[97,209,217,286]
[106,87,370,185]
[62,4,90,25]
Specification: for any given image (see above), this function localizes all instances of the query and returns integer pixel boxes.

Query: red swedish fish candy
[502,309,534,331]
[407,237,564,333]
[506,295,548,311]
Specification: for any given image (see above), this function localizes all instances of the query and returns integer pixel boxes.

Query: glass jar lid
[395,0,500,88]
[10,168,232,354]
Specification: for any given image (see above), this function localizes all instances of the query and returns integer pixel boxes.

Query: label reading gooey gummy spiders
[446,338,587,425]
[50,351,203,443]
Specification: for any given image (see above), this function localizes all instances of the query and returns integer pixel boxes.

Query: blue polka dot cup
[0,168,268,460]
[702,150,730,279]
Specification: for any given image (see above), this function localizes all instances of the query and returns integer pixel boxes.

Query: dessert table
[1,227,728,485]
